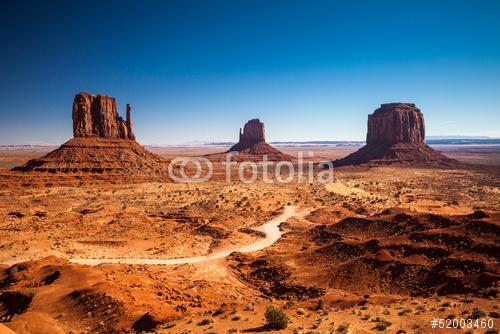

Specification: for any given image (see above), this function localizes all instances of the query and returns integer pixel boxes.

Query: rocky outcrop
[332,103,455,167]
[126,104,135,140]
[229,119,266,152]
[226,119,292,161]
[72,92,135,140]
[367,103,425,144]
[13,93,170,175]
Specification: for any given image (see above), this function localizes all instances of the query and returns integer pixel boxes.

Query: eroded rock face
[226,119,292,160]
[229,119,266,151]
[331,103,454,166]
[72,92,135,140]
[239,119,266,146]
[367,103,425,145]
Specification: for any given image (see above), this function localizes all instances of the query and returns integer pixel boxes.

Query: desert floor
[0,145,498,334]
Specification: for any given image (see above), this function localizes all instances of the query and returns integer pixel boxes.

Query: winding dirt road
[69,206,300,266]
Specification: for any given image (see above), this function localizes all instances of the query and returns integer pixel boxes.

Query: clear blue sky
[1,0,499,145]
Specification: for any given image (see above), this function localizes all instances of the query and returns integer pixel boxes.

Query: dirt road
[69,206,300,266]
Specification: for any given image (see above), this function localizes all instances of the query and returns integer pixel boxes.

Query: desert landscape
[2,2,499,333]
[0,95,498,334]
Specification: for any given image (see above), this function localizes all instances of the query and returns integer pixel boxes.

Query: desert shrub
[488,311,499,318]
[483,287,498,298]
[335,323,350,334]
[398,307,412,316]
[373,317,392,331]
[296,308,306,315]
[231,314,241,321]
[197,318,213,326]
[264,305,289,329]
[468,308,486,319]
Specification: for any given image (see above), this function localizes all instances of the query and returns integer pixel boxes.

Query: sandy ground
[0,145,498,333]
[68,206,303,266]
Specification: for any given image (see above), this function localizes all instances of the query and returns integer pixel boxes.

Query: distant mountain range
[426,136,492,140]
[208,137,500,146]
[2,137,500,148]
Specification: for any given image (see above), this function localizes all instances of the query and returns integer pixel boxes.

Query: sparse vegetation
[335,323,350,334]
[264,305,289,330]
[373,317,392,331]
[469,308,486,319]
[398,307,412,316]
[197,318,213,326]
[488,311,499,318]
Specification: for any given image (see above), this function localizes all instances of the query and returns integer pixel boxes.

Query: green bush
[264,305,289,329]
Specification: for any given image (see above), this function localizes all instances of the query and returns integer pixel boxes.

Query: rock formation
[229,119,266,152]
[72,92,135,140]
[367,103,425,145]
[13,93,168,175]
[227,119,292,161]
[332,103,455,166]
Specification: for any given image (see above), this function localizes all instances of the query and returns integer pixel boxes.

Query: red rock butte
[13,93,168,175]
[332,103,455,166]
[229,119,266,152]
[227,119,292,160]
[73,92,135,140]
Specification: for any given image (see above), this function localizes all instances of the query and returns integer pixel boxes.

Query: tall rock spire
[126,104,135,140]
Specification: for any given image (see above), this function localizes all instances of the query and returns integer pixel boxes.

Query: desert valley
[2,2,499,333]
[0,94,498,334]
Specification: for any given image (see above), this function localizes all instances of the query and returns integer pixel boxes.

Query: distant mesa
[13,92,168,175]
[331,103,455,167]
[227,119,293,161]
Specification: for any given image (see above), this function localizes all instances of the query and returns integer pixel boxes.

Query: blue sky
[1,0,499,145]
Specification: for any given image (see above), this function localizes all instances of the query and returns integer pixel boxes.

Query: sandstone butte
[73,92,135,140]
[226,119,293,161]
[13,93,168,175]
[332,103,455,166]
